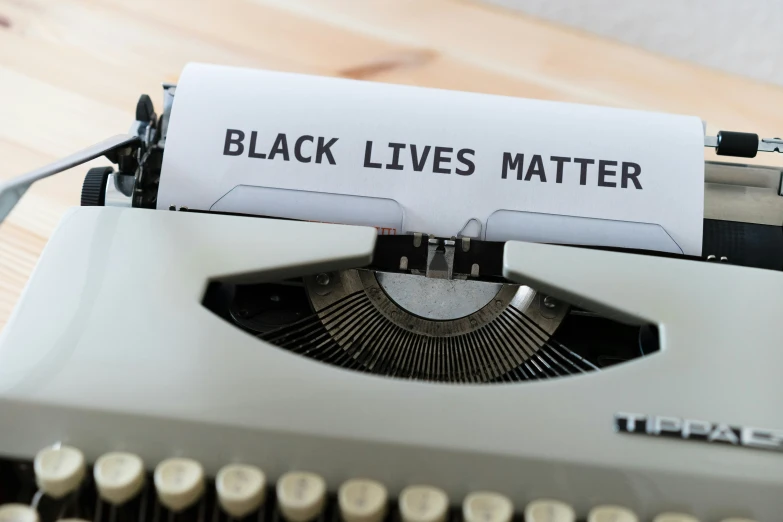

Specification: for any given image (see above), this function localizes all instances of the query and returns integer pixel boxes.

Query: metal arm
[704,131,783,157]
[0,134,140,225]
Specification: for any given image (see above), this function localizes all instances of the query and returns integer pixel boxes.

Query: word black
[223,129,338,165]
[364,141,475,175]
[502,153,642,189]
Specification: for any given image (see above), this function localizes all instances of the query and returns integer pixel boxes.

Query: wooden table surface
[2,0,783,329]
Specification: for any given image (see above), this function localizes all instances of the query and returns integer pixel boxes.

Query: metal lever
[426,238,456,279]
[0,134,140,225]
[704,131,782,158]
[758,138,783,153]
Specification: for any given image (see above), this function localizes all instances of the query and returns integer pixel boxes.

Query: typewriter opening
[203,237,659,384]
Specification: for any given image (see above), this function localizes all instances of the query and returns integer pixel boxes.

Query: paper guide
[159,63,705,255]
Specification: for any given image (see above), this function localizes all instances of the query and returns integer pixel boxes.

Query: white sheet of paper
[159,63,705,254]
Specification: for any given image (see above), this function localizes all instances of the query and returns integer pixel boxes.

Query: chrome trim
[104,173,135,208]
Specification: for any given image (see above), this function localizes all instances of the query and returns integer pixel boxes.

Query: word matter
[501,153,643,189]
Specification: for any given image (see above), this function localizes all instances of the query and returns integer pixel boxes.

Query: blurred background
[1,0,783,328]
[490,0,783,87]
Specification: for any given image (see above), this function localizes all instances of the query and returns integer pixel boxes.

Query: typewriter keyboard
[0,446,755,522]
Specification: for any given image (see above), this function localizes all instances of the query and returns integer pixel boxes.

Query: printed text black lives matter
[223,129,643,189]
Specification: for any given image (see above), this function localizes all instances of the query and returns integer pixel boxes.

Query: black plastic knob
[81,167,113,206]
[716,131,758,158]
[136,94,156,123]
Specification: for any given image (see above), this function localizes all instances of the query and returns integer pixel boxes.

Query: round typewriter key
[94,452,145,505]
[154,458,205,512]
[462,492,513,522]
[0,505,39,522]
[524,499,575,522]
[216,464,266,518]
[588,505,638,522]
[34,445,86,499]
[276,471,327,522]
[399,485,449,522]
[652,514,699,522]
[338,478,388,522]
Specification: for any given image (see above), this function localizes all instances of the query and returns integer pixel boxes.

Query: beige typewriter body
[0,206,781,521]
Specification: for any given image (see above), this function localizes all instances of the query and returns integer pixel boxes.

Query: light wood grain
[2,0,783,329]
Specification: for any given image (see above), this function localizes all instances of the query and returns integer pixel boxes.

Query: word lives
[363,142,475,175]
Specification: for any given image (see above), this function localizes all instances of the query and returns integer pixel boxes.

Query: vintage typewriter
[0,81,781,522]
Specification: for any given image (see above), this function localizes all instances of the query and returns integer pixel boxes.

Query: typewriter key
[524,499,575,522]
[153,458,205,512]
[0,505,39,522]
[588,505,638,522]
[215,464,266,518]
[652,514,698,522]
[94,452,145,505]
[399,485,449,522]
[33,445,86,499]
[338,478,388,522]
[276,471,326,522]
[462,492,513,522]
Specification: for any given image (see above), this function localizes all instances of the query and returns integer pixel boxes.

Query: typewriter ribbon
[159,63,705,255]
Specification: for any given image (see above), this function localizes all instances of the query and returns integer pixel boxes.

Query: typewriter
[0,79,781,522]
